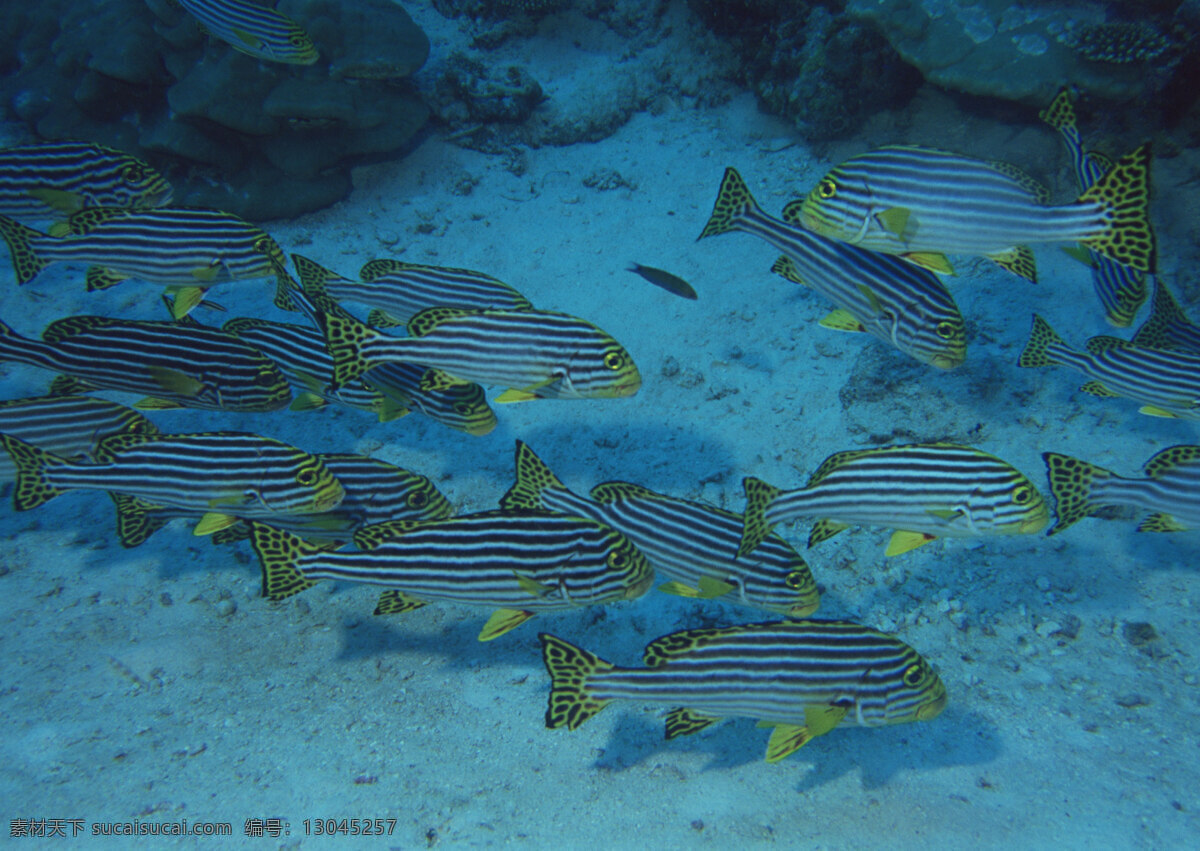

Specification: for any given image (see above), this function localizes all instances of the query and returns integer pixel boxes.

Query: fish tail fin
[499,440,565,511]
[1039,87,1077,135]
[1017,314,1066,368]
[0,215,50,284]
[738,476,783,558]
[1042,452,1112,535]
[697,167,758,240]
[1077,144,1156,274]
[1132,280,1188,348]
[248,521,319,600]
[539,632,615,730]
[319,311,378,391]
[0,433,68,510]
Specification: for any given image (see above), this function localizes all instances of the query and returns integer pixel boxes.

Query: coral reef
[0,0,430,220]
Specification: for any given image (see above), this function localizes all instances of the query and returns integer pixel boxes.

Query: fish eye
[902,663,925,688]
[785,570,806,590]
[253,235,273,253]
[121,164,145,183]
[289,33,309,48]
[607,549,629,570]
[603,351,625,371]
[407,490,429,508]
[295,467,318,486]
[935,321,955,340]
[817,178,837,200]
[1012,485,1032,505]
[253,369,277,386]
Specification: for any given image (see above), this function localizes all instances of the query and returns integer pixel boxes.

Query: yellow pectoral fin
[696,575,736,598]
[495,388,538,404]
[818,309,867,333]
[1061,244,1096,268]
[805,703,848,738]
[924,507,963,521]
[191,263,222,283]
[513,571,555,598]
[901,252,955,276]
[478,608,535,641]
[193,512,240,536]
[1138,404,1180,419]
[763,723,816,763]
[27,188,84,214]
[885,529,936,556]
[147,366,205,396]
[376,398,411,422]
[875,206,911,239]
[658,580,701,598]
[171,286,206,318]
[289,392,328,412]
[232,27,264,49]
[134,397,185,410]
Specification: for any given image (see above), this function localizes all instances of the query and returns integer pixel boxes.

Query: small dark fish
[627,263,697,300]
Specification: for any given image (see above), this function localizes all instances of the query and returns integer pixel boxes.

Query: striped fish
[337,258,534,328]
[178,0,318,65]
[1043,446,1200,535]
[738,443,1048,558]
[250,510,655,641]
[0,394,158,482]
[1018,314,1200,420]
[500,441,820,617]
[1131,280,1200,355]
[798,144,1156,280]
[0,431,345,537]
[119,452,453,548]
[540,619,947,762]
[1040,89,1148,326]
[0,207,292,317]
[312,303,641,402]
[0,314,292,412]
[224,315,497,435]
[698,167,966,369]
[0,141,172,221]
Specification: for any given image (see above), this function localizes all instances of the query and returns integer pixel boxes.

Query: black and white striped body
[340,260,533,326]
[1044,335,1200,419]
[0,315,291,412]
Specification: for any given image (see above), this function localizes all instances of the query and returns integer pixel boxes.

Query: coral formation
[0,0,430,220]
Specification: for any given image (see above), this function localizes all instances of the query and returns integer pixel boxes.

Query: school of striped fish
[0,75,1194,766]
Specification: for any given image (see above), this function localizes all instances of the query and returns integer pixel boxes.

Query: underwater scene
[0,0,1197,847]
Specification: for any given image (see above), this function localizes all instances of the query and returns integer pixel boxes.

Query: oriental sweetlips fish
[738,443,1048,557]
[539,620,947,762]
[177,0,319,65]
[797,144,1155,281]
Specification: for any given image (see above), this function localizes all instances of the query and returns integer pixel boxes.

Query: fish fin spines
[539,633,615,730]
[664,708,719,739]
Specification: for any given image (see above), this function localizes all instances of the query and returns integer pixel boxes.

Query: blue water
[1,2,1197,847]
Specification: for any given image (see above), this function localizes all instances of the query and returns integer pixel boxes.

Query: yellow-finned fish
[738,443,1048,557]
[798,144,1155,281]
[178,0,318,65]
[540,620,947,762]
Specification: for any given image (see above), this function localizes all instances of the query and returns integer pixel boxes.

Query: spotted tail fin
[500,440,566,511]
[0,433,68,510]
[697,167,759,240]
[1017,314,1067,368]
[0,215,50,284]
[248,521,319,600]
[1077,144,1156,274]
[738,476,783,558]
[1042,452,1112,536]
[539,633,615,731]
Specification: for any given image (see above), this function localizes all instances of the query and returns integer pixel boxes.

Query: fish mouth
[1019,506,1050,534]
[607,376,643,398]
[929,350,966,370]
[786,600,820,618]
[917,688,948,721]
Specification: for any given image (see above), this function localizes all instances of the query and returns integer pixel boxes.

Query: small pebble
[215,599,237,618]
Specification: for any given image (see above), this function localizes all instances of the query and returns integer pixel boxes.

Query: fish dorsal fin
[373,589,428,616]
[84,267,127,292]
[418,368,468,393]
[589,480,661,504]
[663,708,720,739]
[93,430,159,461]
[642,626,741,667]
[1137,513,1186,533]
[222,316,278,336]
[770,255,805,286]
[64,206,134,235]
[407,306,476,337]
[478,608,534,641]
[780,200,804,225]
[499,440,568,511]
[1143,445,1200,478]
[42,314,116,343]
[989,246,1038,283]
[1079,380,1120,397]
[1084,335,1132,355]
[353,519,420,550]
[819,308,866,333]
[875,206,912,239]
[885,529,937,556]
[1038,88,1077,133]
[807,448,875,487]
[986,160,1052,204]
[368,309,403,329]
